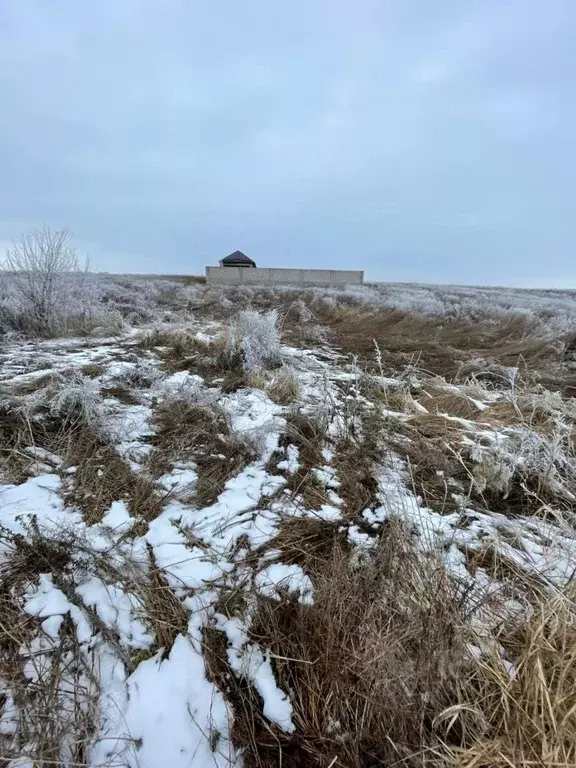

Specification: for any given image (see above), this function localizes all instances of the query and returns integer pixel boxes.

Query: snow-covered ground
[1,280,575,766]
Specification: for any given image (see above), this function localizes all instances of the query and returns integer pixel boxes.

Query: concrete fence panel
[205,267,363,287]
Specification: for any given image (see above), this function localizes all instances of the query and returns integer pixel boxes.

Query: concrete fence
[205,266,364,287]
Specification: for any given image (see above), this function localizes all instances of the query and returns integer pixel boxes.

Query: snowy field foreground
[1,276,576,767]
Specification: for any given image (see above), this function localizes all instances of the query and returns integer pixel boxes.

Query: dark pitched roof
[221,250,256,265]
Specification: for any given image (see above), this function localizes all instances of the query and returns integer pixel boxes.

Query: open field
[1,275,576,767]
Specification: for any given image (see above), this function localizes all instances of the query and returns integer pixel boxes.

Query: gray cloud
[1,0,575,285]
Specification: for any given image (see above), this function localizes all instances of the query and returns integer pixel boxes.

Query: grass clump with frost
[226,309,281,374]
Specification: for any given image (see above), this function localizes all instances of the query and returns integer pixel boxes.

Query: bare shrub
[3,226,80,336]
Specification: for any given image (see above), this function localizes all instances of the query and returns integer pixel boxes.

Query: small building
[219,250,256,268]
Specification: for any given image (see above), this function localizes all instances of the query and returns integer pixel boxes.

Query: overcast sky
[1,1,575,286]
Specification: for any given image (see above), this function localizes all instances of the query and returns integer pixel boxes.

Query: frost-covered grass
[225,309,281,373]
[1,279,576,767]
[0,272,200,338]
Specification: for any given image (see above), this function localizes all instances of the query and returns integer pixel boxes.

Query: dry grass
[202,625,281,763]
[317,302,566,381]
[274,296,329,349]
[62,428,164,524]
[0,403,55,482]
[3,289,576,766]
[480,391,570,435]
[100,385,141,404]
[333,411,383,520]
[0,522,192,765]
[382,413,469,513]
[81,362,104,378]
[138,545,189,658]
[207,515,576,767]
[267,368,300,405]
[141,326,251,391]
[0,524,101,766]
[0,617,99,767]
[264,516,347,572]
[358,374,413,412]
[418,381,484,420]
[275,412,331,510]
[150,398,255,506]
[409,412,468,439]
[0,394,164,524]
[141,327,221,369]
[210,520,474,767]
[12,371,64,395]
[443,585,576,767]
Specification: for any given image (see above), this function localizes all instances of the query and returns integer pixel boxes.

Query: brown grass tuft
[209,515,576,767]
[265,516,347,572]
[267,368,300,405]
[202,625,287,765]
[81,362,104,378]
[419,382,484,420]
[443,585,576,767]
[139,545,189,657]
[213,520,473,767]
[13,371,63,395]
[0,524,101,766]
[382,414,468,513]
[101,385,141,404]
[0,398,164,526]
[62,427,164,524]
[150,399,255,507]
[276,413,330,510]
[140,327,249,389]
[481,394,562,435]
[0,401,65,482]
[333,411,383,521]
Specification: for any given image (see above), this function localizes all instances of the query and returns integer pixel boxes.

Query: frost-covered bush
[226,309,281,373]
[467,426,576,501]
[107,359,162,389]
[99,279,159,324]
[2,227,81,336]
[305,282,576,333]
[290,298,314,323]
[0,270,126,337]
[47,374,103,428]
[156,365,218,406]
[0,277,28,334]
[0,269,200,338]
